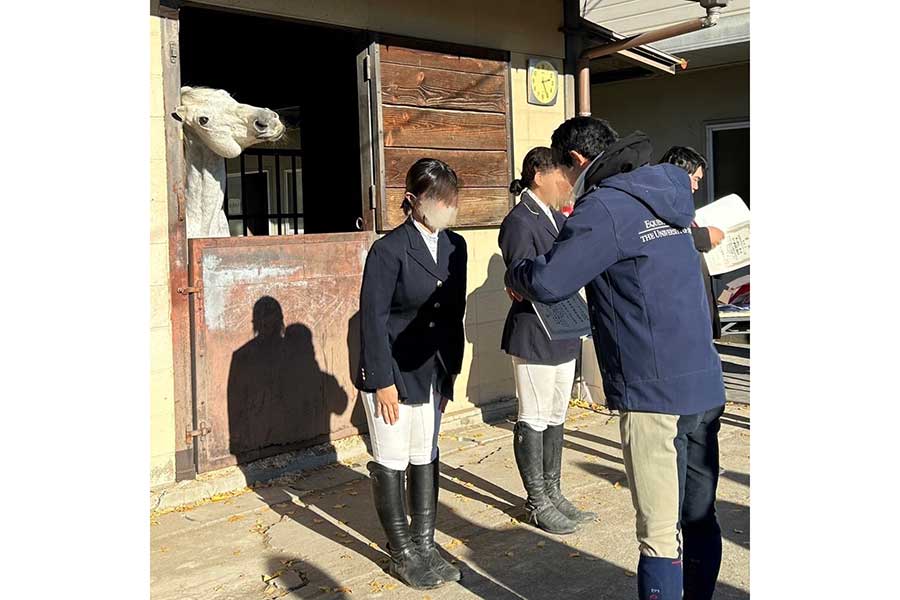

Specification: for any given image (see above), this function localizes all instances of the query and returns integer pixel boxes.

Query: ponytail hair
[510,146,556,196]
[402,157,459,215]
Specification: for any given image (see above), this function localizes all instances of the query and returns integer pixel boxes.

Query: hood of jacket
[598,162,696,229]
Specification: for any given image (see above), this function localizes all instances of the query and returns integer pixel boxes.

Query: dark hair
[659,146,708,174]
[550,117,619,168]
[401,158,459,215]
[509,147,557,195]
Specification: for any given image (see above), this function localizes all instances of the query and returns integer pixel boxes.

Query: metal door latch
[177,286,200,295]
[185,423,211,444]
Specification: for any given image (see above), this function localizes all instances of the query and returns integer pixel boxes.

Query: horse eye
[198,116,209,126]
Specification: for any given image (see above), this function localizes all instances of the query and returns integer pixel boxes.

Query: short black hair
[402,157,459,214]
[550,117,619,168]
[509,146,557,195]
[659,146,708,174]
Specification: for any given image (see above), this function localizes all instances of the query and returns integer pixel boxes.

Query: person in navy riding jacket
[356,158,466,590]
[499,147,596,536]
[505,117,727,600]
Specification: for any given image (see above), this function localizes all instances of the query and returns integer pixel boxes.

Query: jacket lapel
[523,190,560,238]
[404,218,445,280]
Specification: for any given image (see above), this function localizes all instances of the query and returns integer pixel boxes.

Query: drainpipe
[577,1,728,116]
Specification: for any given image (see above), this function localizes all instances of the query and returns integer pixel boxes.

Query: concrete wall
[591,62,749,205]
[149,1,571,479]
[150,15,177,488]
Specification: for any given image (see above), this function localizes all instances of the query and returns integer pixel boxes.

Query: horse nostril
[255,120,268,131]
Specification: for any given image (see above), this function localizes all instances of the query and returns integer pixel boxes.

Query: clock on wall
[527,58,559,106]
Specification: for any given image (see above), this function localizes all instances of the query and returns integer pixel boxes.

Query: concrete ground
[151,400,750,600]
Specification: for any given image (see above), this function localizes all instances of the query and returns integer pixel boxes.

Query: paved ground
[151,400,750,600]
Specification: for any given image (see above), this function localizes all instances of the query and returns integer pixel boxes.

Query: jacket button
[428,321,436,328]
[434,302,441,309]
[436,280,443,287]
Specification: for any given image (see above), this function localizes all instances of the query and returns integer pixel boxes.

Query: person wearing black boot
[499,147,596,535]
[356,158,466,590]
[506,117,727,600]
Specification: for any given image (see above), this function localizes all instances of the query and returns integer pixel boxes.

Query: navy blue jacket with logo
[505,163,725,416]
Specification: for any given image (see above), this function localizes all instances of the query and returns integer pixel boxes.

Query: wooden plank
[382,106,507,150]
[384,148,509,188]
[160,11,196,481]
[384,187,511,230]
[380,62,507,113]
[380,44,507,76]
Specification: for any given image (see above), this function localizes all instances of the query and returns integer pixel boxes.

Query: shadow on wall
[465,253,516,413]
[226,296,366,466]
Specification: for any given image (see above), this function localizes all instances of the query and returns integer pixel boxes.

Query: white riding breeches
[511,356,577,432]
[360,379,443,471]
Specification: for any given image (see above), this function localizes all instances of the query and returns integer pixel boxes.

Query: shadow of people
[227,297,363,464]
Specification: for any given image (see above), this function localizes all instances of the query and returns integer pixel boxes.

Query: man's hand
[708,226,725,248]
[506,287,524,302]
[375,384,401,425]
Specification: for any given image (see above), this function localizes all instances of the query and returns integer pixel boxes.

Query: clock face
[530,60,558,105]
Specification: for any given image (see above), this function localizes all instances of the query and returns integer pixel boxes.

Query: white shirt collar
[412,217,439,241]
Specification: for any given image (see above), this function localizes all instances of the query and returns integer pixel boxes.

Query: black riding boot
[543,424,597,523]
[368,462,443,590]
[513,422,577,534]
[409,453,462,582]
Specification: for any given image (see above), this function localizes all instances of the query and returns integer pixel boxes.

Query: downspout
[577,2,726,116]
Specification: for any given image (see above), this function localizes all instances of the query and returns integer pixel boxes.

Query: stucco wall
[591,62,749,205]
[189,0,565,58]
[150,15,177,488]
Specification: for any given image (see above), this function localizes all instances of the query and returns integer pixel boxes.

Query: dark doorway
[179,7,368,235]
[710,124,750,208]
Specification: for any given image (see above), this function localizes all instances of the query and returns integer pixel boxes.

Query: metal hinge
[369,184,376,209]
[169,41,178,64]
[185,422,211,444]
[177,286,200,295]
[363,54,371,81]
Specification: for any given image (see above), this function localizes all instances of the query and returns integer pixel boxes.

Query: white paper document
[694,194,750,275]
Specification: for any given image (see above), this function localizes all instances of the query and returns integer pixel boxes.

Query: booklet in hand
[531,294,592,340]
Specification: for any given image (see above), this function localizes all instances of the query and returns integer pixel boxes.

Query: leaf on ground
[445,539,463,550]
[158,546,169,553]
[333,504,348,509]
[505,551,514,557]
[227,514,245,523]
[312,518,324,524]
[233,550,241,556]
[569,552,581,558]
[624,570,636,577]
[536,541,546,548]
[348,491,359,496]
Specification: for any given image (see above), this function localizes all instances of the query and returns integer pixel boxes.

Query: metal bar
[258,154,264,235]
[291,154,299,234]
[240,154,247,236]
[275,153,282,235]
[581,19,705,62]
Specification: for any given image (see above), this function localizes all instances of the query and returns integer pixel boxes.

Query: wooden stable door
[358,42,513,232]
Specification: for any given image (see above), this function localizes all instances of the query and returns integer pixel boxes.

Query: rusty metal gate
[186,232,373,473]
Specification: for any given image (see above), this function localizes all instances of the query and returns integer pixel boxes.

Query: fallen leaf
[313,518,325,524]
[333,504,348,509]
[348,491,359,496]
[227,514,245,523]
[569,552,581,558]
[536,541,546,548]
[505,551,514,557]
[233,550,241,556]
[158,546,169,553]
[624,570,636,577]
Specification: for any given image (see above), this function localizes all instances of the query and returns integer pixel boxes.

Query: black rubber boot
[513,422,577,534]
[368,462,443,590]
[543,424,597,524]
[409,453,462,582]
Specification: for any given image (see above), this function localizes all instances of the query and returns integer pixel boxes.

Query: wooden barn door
[359,41,514,231]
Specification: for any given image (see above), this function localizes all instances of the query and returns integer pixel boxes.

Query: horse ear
[180,85,193,94]
[171,105,186,122]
